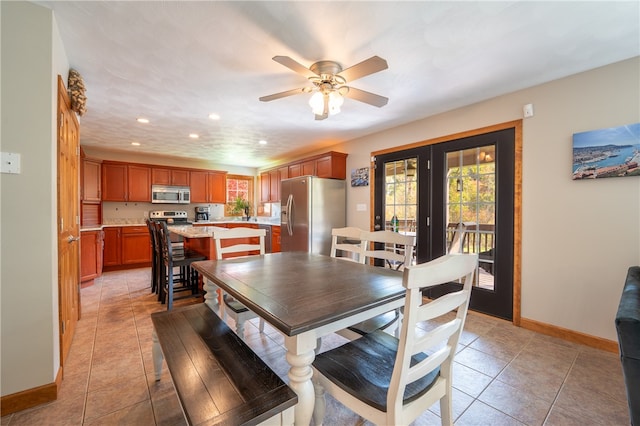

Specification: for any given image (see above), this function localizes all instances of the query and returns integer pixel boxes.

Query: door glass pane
[445,145,496,290]
[384,158,418,265]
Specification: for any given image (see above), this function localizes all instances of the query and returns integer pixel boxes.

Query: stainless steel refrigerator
[281,176,346,255]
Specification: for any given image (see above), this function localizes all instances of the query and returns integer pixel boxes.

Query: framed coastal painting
[572,123,640,180]
[351,167,369,187]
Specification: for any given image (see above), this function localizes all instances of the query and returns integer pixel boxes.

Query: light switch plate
[356,203,367,212]
[523,103,534,118]
[1,152,21,174]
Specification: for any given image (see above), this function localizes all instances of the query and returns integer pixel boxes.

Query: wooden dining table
[191,252,406,425]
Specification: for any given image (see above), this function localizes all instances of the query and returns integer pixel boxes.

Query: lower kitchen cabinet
[103,226,152,270]
[81,230,104,285]
[103,227,121,267]
[272,225,281,253]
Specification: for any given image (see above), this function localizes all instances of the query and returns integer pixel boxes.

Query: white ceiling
[36,1,639,169]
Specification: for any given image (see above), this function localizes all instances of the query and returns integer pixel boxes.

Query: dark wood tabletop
[192,252,405,336]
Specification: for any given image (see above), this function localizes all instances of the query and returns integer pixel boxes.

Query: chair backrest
[211,227,266,260]
[388,253,478,420]
[330,227,366,263]
[156,221,174,260]
[361,230,416,270]
[448,221,476,254]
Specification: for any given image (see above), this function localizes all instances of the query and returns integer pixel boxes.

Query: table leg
[285,336,317,425]
[202,278,221,316]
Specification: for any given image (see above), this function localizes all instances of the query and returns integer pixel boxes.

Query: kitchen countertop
[81,218,280,232]
[168,225,228,238]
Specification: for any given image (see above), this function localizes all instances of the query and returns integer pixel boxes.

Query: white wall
[329,57,640,341]
[1,2,68,395]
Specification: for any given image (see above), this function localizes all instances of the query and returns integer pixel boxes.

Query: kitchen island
[168,224,269,260]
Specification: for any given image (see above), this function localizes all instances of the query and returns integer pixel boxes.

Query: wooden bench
[151,303,297,425]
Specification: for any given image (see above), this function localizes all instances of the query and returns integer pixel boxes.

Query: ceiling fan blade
[272,56,319,79]
[337,56,388,82]
[259,87,308,102]
[343,86,388,107]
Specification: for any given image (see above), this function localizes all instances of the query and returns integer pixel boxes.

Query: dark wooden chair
[155,221,206,310]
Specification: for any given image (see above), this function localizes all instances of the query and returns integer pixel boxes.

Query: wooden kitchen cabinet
[82,159,101,202]
[315,152,347,179]
[81,229,103,285]
[121,226,152,264]
[103,226,152,270]
[276,152,347,186]
[208,172,226,203]
[272,225,281,253]
[102,162,151,202]
[128,165,151,202]
[301,160,315,176]
[152,167,190,186]
[102,163,128,201]
[102,227,121,267]
[191,170,227,203]
[260,172,270,203]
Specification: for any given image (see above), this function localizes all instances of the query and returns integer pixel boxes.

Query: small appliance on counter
[195,206,210,222]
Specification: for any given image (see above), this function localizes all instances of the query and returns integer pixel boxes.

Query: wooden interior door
[57,76,80,368]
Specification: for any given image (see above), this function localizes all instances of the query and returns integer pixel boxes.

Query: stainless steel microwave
[151,185,190,204]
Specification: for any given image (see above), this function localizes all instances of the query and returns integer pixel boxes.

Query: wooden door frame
[370,120,522,325]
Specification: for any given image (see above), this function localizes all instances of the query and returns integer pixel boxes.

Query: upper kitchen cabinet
[101,162,151,202]
[101,162,128,201]
[151,167,190,186]
[261,166,288,203]
[315,152,347,179]
[82,158,101,202]
[128,165,151,201]
[190,170,227,203]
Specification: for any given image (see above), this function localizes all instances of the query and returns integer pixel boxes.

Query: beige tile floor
[1,267,631,425]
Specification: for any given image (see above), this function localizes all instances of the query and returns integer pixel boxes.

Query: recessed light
[131,142,141,146]
[208,113,220,120]
[189,133,199,139]
[136,118,149,124]
[259,140,268,145]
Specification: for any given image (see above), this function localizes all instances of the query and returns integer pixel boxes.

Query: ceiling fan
[259,55,389,120]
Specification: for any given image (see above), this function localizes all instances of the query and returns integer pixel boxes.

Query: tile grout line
[82,277,103,425]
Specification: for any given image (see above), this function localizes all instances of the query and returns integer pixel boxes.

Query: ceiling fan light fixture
[309,90,343,116]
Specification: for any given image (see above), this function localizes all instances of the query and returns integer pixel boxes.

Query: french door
[373,127,515,320]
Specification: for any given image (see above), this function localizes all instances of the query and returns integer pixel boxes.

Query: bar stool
[156,221,206,310]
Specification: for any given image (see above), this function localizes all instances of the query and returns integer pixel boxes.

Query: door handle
[67,235,80,243]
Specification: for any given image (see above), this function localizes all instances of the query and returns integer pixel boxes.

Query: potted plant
[232,196,251,221]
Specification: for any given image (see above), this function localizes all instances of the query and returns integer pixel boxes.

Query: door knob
[67,235,80,243]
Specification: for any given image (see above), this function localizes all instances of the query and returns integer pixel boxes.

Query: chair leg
[167,270,174,310]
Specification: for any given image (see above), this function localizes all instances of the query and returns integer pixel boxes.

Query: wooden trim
[520,317,619,353]
[370,120,523,325]
[512,122,523,326]
[1,368,62,416]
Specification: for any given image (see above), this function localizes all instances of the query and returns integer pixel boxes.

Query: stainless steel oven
[149,210,191,249]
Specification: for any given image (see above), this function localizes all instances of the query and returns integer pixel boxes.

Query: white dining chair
[312,253,478,426]
[329,227,366,262]
[211,227,266,339]
[340,229,417,339]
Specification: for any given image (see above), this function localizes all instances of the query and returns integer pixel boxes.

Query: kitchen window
[225,175,254,216]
